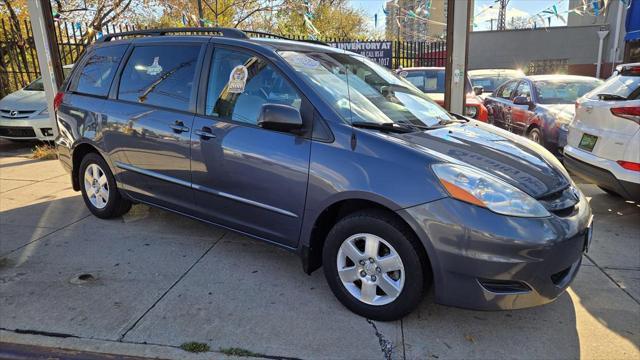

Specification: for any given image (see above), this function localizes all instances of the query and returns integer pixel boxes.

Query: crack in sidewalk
[117,231,227,341]
[366,319,395,360]
[585,253,640,305]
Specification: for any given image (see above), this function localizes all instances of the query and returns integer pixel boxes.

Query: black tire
[79,152,131,219]
[323,209,428,321]
[598,185,622,198]
[527,127,543,145]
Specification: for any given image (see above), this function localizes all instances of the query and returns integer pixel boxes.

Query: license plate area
[578,133,598,152]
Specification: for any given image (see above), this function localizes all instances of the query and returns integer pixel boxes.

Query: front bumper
[0,115,57,141]
[398,194,591,310]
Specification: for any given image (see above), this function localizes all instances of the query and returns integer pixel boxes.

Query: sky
[348,0,570,33]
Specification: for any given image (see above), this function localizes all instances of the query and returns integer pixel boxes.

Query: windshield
[280,51,455,128]
[534,79,603,104]
[470,75,520,92]
[586,75,640,100]
[24,67,73,91]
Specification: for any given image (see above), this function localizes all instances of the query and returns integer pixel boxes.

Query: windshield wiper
[351,121,414,133]
[597,93,627,101]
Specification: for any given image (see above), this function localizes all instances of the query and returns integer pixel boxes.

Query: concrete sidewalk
[0,152,639,359]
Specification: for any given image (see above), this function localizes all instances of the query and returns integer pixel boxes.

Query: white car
[0,65,73,141]
[564,63,640,201]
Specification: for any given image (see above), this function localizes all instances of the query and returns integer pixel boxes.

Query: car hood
[0,89,46,111]
[392,121,570,198]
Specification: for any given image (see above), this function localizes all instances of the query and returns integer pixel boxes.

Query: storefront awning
[626,0,640,41]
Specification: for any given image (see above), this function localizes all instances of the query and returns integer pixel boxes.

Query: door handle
[195,126,216,140]
[170,121,189,133]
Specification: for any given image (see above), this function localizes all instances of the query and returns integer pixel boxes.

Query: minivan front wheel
[323,210,426,321]
[79,153,131,219]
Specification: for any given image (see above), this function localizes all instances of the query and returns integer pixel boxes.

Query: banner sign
[328,41,393,68]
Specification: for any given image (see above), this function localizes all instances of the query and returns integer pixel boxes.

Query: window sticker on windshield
[228,65,248,93]
[146,57,163,76]
[287,53,320,69]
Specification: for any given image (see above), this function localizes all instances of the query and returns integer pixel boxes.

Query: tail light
[610,106,640,124]
[53,92,64,112]
[617,160,640,172]
[575,101,580,111]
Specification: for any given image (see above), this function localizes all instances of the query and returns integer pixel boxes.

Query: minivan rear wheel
[323,209,426,321]
[79,153,131,219]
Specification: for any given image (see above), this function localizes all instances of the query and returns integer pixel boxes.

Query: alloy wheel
[84,163,109,209]
[528,129,541,144]
[336,233,405,306]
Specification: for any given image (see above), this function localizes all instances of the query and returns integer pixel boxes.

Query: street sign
[328,41,393,68]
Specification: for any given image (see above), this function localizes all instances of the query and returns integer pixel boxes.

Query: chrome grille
[0,109,37,119]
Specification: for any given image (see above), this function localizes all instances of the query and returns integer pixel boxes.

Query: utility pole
[444,0,472,114]
[197,0,205,26]
[497,0,509,31]
[27,0,64,134]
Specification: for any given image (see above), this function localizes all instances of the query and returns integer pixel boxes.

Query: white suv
[564,63,640,201]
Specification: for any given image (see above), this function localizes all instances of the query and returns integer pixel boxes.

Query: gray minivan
[56,29,592,320]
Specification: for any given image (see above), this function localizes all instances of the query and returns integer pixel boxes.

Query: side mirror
[513,96,531,106]
[473,86,484,96]
[258,104,303,133]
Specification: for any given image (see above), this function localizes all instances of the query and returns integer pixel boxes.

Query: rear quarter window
[70,45,127,97]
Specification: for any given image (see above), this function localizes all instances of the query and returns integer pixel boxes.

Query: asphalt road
[0,139,638,359]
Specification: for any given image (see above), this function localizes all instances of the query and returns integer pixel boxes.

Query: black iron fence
[0,20,447,98]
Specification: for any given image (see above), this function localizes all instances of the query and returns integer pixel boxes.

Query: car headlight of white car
[464,105,478,118]
[432,163,551,218]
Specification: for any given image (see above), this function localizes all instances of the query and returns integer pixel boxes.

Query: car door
[510,80,534,135]
[190,46,311,248]
[102,42,205,212]
[486,80,517,129]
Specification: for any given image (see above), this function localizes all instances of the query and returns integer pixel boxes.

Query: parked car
[56,28,592,321]
[397,67,489,121]
[484,75,603,155]
[0,65,73,141]
[564,63,640,201]
[468,68,524,98]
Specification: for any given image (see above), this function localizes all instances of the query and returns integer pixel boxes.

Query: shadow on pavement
[0,190,638,359]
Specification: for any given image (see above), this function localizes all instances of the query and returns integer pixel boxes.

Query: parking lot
[0,139,638,360]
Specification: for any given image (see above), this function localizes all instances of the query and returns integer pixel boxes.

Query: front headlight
[464,105,478,118]
[432,163,551,218]
[558,122,569,131]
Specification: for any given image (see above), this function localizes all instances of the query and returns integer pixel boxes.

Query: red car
[397,67,489,121]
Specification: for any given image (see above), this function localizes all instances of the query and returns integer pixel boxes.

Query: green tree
[274,0,368,39]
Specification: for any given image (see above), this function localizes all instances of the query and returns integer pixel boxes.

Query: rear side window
[205,48,301,125]
[404,72,425,92]
[118,45,201,112]
[71,45,127,96]
[587,75,640,100]
[499,81,517,99]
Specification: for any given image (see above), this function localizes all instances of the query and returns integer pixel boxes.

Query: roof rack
[97,27,330,47]
[97,27,248,42]
[243,30,329,46]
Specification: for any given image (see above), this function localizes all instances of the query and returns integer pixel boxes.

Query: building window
[527,59,568,75]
